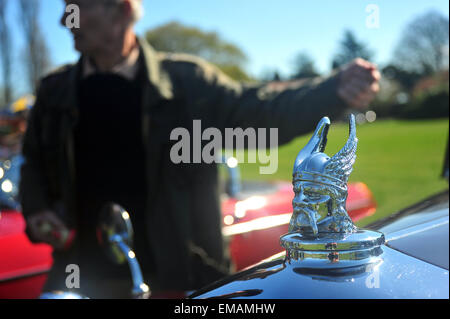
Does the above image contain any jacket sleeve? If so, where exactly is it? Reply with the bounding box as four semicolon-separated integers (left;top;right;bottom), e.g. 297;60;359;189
19;83;51;219
181;58;349;145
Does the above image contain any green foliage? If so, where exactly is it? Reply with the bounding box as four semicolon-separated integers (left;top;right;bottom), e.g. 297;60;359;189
291;52;319;79
372;75;449;120
401;87;449;119
237;119;449;226
145;21;252;81
382;65;423;91
19;0;51;93
359;11;448;121
259;69;282;82
392;10;449;75
0;0;12;104
331;30;374;69
218;65;254;82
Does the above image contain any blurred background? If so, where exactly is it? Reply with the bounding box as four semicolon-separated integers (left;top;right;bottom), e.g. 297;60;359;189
0;0;448;225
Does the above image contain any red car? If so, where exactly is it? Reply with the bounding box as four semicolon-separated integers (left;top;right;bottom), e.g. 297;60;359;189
0;156;376;299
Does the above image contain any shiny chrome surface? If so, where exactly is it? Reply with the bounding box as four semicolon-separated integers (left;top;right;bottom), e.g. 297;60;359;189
191;190;450;299
190;116;449;299
288;115;357;236
40;291;89;299
281;115;384;268
110;234;150;298
98;202;134;265
98;203;150;298
281;230;385;268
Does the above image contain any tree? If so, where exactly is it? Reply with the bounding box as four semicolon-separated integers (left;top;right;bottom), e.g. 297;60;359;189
0;0;12;104
382;64;423;90
291;51;319;79
259;68;282;82
392;10;449;75
19;0;51;93
146;21;252;81
331;30;374;69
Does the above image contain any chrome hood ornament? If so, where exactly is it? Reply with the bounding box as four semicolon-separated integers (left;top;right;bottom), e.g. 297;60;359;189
290;115;357;236
281;115;385;267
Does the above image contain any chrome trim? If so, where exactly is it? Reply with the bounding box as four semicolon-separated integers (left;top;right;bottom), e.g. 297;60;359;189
288;115;357;236
40;292;89;299
281;230;385;267
281;230;385;252
110;234;150;298
98;203;151;298
281;115;385;268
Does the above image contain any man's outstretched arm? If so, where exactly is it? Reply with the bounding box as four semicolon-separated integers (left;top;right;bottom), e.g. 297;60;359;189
172;55;380;145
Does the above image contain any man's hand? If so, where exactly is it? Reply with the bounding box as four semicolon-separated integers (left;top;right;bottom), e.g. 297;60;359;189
26;210;69;251
337;58;381;110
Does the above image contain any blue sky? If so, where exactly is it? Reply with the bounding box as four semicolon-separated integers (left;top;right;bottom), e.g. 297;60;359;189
2;0;449;96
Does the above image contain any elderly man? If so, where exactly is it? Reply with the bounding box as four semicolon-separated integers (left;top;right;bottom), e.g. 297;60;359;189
20;0;380;297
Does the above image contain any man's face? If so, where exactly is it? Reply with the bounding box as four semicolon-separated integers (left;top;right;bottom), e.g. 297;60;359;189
291;181;334;234
61;0;123;55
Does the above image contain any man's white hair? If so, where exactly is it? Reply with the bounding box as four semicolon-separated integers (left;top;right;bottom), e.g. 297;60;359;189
129;0;144;23
106;0;144;23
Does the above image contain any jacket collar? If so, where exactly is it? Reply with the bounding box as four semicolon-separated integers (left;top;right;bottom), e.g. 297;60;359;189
82;44;140;81
137;36;173;100
64;36;173;113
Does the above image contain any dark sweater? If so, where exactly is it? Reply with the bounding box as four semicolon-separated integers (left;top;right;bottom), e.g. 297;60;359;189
74;72;153;277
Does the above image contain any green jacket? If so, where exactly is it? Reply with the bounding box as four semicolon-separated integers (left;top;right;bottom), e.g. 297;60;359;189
20;38;348;290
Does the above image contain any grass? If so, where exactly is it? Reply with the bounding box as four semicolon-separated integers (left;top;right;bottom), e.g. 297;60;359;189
235;118;449;226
